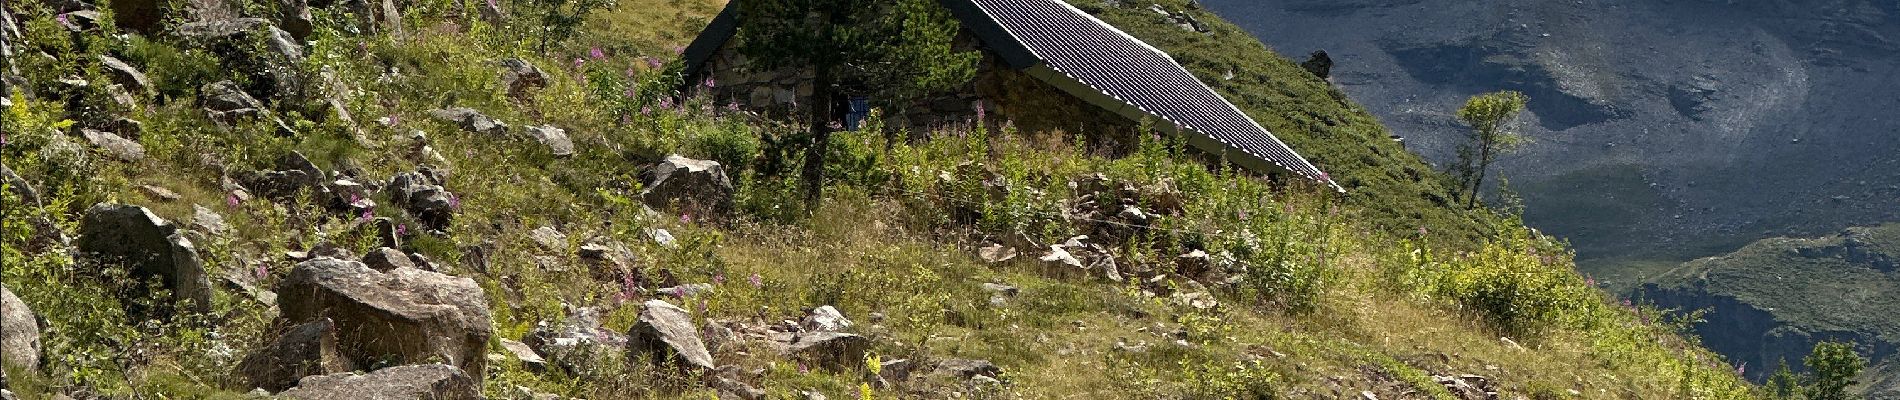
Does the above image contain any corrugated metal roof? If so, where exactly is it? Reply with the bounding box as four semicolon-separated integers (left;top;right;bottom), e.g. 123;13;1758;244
952;0;1336;190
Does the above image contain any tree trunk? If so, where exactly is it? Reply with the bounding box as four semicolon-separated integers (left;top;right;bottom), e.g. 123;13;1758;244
1466;132;1493;209
802;63;835;207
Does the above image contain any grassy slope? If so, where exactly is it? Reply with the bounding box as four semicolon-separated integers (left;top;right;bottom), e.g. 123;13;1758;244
0;0;1761;399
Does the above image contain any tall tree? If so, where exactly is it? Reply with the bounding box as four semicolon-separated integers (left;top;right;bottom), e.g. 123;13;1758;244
1452;90;1528;209
1802;341;1867;400
1766;359;1801;399
733;0;979;206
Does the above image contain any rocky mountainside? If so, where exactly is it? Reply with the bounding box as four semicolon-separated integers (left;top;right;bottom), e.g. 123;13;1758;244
1;0;1762;398
1642;224;1900;398
1200;0;1900;278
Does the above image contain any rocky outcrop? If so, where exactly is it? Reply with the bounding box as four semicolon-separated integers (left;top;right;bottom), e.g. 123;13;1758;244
524;125;574;157
77;203;214;314
386;169;457;232
627;299;715;370
278;364;480;400
524;306;627;375
97;55;151;95
276;258;493;383
784;332;870;371
499;58;547;100
1;285;40;370
80;129;145;162
640;155;733;220
237;318;354;392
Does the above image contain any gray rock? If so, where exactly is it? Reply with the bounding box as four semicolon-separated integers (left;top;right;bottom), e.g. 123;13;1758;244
362;247;415;271
97;55;151;95
500;338;545;371
713;377;765;400
977;243;1017;263
278;364;479;400
77;203;213;314
176;19;303;61
627;299;715;370
386;171;456;231
276;0;313;41
525;306;626;375
938;359;1001;379
784;332;870;371
236;318;354;392
2;163;38;207
191;205;228;234
640;155;734;220
498;58;547;99
800;306;852;332
138;185;181;201
202;80;267;115
80;129;145;162
524;125;574;157
276;258;493;384
530;226;567;251
428;107;509;135
1;285;40;370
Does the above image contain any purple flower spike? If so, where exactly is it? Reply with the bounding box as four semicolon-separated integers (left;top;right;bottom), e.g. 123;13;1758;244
748;273;763;288
573;57;585;69
590;47;606;60
703;77;716;88
673;45;686;55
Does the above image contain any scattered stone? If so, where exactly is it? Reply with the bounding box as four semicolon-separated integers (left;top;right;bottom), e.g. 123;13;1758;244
658;283;714;298
938;359;1001;380
525;306;626;375
801;390;829;400
237;318;354;392
713;377;766;400
428;107;509;135
701;320;737;354
56;9;101;31
1;285;40;370
78;203;213;314
649;228;678;248
276;0;313;41
386;170;456;232
640;155;734;220
3;163;40;206
498;58;547;99
530;226;567;251
971;375;1002;385
362;247;416;271
977;243;1017;263
500;338;546;371
981;282;1018;306
97;55;151;95
278;364;479;400
137;184;181;201
801;306;853;332
277;258;494;383
783;332;870;371
80;129;145;162
627;299;715;370
200;80;293;135
1434;374;1497;400
879;358;914;382
524;125;575;157
1038;245;1082;268
176;19;303;61
190;205;228;234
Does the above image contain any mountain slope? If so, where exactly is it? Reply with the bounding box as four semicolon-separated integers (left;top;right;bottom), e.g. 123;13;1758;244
1197;0;1900;278
1643;224;1900;398
1;0;1758;398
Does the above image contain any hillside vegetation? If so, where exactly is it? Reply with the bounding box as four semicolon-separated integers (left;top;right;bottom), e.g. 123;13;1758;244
1;0;1761;398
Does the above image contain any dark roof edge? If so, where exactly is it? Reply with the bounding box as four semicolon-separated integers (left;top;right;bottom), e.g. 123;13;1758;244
680;2;740;82
936;0;1042;70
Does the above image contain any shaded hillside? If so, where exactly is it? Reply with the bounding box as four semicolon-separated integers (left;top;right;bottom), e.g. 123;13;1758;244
1643;224;1900;398
1198;0;1900;278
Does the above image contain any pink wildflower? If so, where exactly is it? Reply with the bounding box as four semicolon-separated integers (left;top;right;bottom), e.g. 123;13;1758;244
1417;226;1429;236
447;193;461;209
974;100;986;121
359;208;373;222
624;87;637;98
726;101;740;111
645;57;663;69
641;106;652;115
625;67;637;77
590;47;606;60
748;273;762;288
485;0;498;11
680;213;692;224
254;263;268;280
673;45;686;55
672;286;687;299
572;57;585;69
703;77;716;88
227;194;241;208
713;274;725;285
397;223;408;236
56;13;68;26
798;362;809;374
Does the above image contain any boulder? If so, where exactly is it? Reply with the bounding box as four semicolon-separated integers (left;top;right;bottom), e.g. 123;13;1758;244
176;19;303;61
276;0;313;41
713;377;766;400
236;318;354;392
529;226;567;252
386;171;456;232
783;332;870;371
1300;50;1333;80
278;364;479;400
626;300;715;370
362;247;415;271
80;129;145;162
77;203;213;314
1;285;40;370
241;151;329;203
428;107;508;135
524;125;574;157
190;205;229;234
977;243;1017;263
200;80;296;136
276;258;493;383
639;155;733;220
137;184;181;201
498;58;547;99
800;306;852;332
97;55;151;95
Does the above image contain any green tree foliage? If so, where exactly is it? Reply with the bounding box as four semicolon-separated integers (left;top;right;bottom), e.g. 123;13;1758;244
522;0;614;52
1802;341;1867;400
1767;359;1801;400
1451;91;1529;209
732;0;979;205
